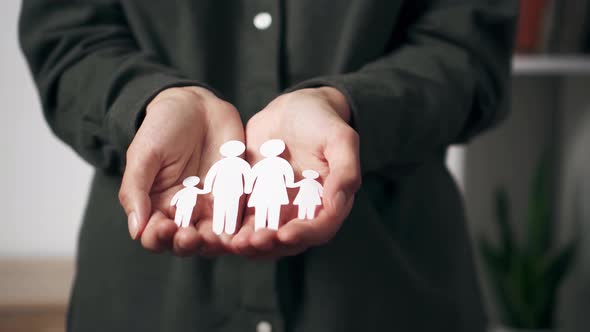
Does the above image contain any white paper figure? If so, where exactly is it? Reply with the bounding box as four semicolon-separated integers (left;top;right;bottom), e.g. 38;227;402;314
245;139;295;231
293;170;323;220
170;176;207;228
203;140;251;235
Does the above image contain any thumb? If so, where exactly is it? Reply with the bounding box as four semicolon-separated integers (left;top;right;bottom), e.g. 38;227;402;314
119;146;160;240
323;128;362;216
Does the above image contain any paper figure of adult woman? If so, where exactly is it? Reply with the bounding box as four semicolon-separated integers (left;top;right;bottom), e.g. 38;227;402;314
245;139;295;231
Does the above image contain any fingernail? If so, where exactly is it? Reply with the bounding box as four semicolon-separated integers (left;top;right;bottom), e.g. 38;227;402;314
128;212;139;240
333;191;347;212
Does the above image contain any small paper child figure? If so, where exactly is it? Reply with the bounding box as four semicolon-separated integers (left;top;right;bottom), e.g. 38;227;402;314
170;176;207;228
293;170;323;220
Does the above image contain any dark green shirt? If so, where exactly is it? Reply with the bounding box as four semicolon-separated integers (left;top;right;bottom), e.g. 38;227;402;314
19;1;517;331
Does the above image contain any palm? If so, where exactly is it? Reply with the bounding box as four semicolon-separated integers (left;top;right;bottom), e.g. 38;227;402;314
122;86;359;258
148;108;243;224
245;105;332;224
234;90;357;257
127;88;245;255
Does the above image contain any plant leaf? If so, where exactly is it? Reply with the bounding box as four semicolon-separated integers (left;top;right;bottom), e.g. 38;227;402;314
479;237;508;273
526;156;552;257
479;238;519;325
495;188;514;256
545;241;578;293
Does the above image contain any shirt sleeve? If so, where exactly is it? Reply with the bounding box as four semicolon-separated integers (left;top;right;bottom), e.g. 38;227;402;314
19;0;207;174
288;0;518;178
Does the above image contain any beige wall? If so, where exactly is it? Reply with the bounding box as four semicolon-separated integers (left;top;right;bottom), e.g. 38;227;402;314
0;0;92;258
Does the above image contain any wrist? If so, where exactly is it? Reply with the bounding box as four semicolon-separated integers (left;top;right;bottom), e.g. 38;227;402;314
146;86;218;115
314;86;351;123
287;87;351;124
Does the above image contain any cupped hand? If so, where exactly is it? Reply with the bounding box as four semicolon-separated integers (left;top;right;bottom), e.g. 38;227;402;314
232;87;362;258
118;86;245;257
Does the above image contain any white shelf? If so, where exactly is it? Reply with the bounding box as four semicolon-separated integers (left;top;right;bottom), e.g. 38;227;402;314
512;55;590;76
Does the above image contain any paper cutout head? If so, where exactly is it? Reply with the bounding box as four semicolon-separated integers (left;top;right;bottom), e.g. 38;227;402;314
183;176;200;187
260;139;285;157
220;140;246;157
302;170;319;179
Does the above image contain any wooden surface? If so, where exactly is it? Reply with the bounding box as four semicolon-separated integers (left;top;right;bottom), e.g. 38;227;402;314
0;259;74;306
0;259;72;331
0;305;66;332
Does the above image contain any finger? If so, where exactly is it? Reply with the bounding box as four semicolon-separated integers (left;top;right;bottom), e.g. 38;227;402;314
277;220;317;247
231;216;258;256
173;226;204;256
119;143;161;240
323;127;361;215
231;211;280;256
249;229;279;251
277;196;354;247
140;211;177;252
194;219;229;257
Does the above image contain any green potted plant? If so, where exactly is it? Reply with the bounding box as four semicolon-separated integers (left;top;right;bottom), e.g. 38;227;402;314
479;158;577;332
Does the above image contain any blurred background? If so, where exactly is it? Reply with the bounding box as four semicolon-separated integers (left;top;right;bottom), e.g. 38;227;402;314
1;0;589;331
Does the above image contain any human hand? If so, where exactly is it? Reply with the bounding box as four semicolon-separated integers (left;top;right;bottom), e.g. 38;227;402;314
232;87;361;258
118;86;244;256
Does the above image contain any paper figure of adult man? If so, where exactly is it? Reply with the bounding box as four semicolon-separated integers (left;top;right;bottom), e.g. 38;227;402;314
170;176;207;228
245;139;296;231
203;140;251;235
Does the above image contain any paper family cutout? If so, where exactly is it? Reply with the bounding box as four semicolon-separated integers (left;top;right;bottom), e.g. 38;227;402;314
170;139;323;235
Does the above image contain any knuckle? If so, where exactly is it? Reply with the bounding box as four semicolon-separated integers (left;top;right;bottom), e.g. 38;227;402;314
169;88;203;105
118;188;129;206
127;142;160;166
125;142;137;160
142;146;160;164
333;125;359;146
347;162;362;191
245;113;267;135
344;127;360;145
147;94;187;114
244;118;256;134
217;99;238;113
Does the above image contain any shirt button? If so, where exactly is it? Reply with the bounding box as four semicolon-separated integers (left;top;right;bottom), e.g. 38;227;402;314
253;12;272;30
256;320;272;332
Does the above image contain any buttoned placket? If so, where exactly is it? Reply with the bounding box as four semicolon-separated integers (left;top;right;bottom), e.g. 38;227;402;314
216;2;285;332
